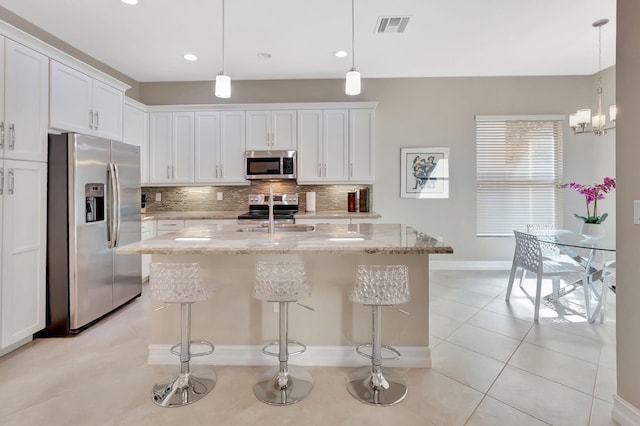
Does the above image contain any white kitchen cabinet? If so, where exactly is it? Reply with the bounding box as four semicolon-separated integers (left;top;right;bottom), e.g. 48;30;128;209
0;37;49;162
350;218;380;224
149;112;194;184
140;220;156;281
195;111;247;184
156;220;185;235
349;109;375;182
295;217;351;225
298;108;375;184
124;99;149;184
245;110;296;150
50;60;123;141
0;159;47;349
297;109;349;183
185;219;235;230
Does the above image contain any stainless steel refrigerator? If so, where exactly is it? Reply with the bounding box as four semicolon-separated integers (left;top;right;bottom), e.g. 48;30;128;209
43;133;141;335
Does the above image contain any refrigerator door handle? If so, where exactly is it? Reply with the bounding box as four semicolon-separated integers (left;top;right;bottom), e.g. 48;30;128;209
113;163;121;247
106;163;117;248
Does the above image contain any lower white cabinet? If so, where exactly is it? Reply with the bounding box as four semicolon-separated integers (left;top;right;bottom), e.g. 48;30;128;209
185;219;235;230
1;159;47;350
296;218;351;225
141;220;156;281
156;219;185;235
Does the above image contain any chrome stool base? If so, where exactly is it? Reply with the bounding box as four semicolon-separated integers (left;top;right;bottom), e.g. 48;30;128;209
254;365;314;406
346;366;407;406
151;368;217;408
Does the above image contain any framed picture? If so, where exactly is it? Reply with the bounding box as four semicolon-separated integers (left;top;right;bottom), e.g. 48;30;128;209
400;147;450;199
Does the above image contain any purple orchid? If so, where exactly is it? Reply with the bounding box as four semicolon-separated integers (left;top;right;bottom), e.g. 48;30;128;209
561;177;616;224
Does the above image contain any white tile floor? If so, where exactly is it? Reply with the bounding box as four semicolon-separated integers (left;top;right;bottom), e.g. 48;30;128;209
0;270;617;425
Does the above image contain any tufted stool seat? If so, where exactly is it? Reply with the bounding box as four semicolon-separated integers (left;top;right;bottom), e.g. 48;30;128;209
149;263;216;407
252;260;313;406
347;264;410;406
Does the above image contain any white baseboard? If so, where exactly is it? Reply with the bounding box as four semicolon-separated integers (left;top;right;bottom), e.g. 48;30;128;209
613;395;640;426
430;261;512;270
148;344;431;368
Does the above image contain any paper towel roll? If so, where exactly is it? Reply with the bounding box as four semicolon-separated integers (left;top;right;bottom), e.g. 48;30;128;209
306;192;316;212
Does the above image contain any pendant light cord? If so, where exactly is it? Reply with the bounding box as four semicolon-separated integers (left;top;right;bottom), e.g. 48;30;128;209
221;0;226;74
351;0;356;70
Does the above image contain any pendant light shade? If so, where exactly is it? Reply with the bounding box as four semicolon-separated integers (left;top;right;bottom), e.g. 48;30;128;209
345;0;360;96
215;0;231;99
345;68;361;96
215;74;231;98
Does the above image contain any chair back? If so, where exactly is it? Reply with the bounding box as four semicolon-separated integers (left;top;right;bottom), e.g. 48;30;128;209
149;263;213;303
526;224;560;257
253;261;311;302
513;230;543;274
349;265;410;306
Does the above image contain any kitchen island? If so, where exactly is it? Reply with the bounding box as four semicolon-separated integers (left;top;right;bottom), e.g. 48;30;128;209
117;223;453;367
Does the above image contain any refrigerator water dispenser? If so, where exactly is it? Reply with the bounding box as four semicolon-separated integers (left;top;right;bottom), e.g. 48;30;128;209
85;183;105;222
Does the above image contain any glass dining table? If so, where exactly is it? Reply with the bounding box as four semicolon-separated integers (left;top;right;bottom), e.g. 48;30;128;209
531;229;615;323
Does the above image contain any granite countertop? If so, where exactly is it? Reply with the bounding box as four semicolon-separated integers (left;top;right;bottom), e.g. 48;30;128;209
141;211;381;221
294;211;381;219
117;223;453;255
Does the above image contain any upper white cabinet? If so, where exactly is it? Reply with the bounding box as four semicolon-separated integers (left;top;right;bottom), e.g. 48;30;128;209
298;109;349;183
349;109;375;182
246;110;296;150
124;99;149;184
0;38;49;163
149;112;194;184
1;159;47;349
50;60;124;141
195;111;246;184
298;108;375;184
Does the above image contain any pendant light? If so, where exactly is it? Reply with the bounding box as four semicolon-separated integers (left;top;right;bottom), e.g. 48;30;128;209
345;0;361;96
215;0;231;98
569;18;616;136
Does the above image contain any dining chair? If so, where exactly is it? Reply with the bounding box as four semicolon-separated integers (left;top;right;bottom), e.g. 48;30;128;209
507;230;587;321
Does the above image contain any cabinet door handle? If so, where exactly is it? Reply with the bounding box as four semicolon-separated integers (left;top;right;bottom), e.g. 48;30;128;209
215;165;219;178
318;164;322;177
8;169;14;195
323;163;327;177
166;166;170;179
172;166;175;179
350;163;353;177
94;112;99;131
0;168;4;195
220;165;223;178
9;124;15;150
0;122;4;150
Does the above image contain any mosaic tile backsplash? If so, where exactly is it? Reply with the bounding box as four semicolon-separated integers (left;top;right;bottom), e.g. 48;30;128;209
141;183;373;213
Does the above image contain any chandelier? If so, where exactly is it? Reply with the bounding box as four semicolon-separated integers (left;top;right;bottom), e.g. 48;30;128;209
569;18;616;136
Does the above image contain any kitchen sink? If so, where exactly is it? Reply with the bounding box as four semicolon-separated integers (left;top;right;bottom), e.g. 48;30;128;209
237;224;315;233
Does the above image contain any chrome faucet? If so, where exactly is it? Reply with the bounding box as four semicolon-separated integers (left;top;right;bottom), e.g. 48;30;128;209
268;185;275;234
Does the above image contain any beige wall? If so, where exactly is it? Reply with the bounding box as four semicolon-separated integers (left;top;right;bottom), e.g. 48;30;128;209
616;0;640;414
0;6;140;99
140;73;616;261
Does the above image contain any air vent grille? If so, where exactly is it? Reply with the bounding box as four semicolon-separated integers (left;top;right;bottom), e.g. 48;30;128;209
375;16;410;33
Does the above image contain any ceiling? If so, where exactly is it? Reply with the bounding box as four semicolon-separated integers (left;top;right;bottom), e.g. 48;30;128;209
0;0;617;83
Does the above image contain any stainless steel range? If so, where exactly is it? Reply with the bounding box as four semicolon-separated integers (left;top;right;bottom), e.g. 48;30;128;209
237;193;299;224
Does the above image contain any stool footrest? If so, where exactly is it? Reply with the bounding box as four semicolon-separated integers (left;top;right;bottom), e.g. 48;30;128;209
170;340;215;358
262;339;307;357
355;343;401;361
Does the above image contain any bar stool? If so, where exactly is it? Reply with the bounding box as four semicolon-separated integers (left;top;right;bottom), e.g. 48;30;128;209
149;263;216;407
252;260;313;406
347;264;410;406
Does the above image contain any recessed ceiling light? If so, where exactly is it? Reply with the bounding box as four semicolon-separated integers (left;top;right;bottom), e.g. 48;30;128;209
121;0;138;5
257;52;272;59
334;50;348;58
183;53;198;61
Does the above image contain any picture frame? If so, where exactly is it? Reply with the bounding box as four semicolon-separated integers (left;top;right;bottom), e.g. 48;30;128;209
400;147;450;199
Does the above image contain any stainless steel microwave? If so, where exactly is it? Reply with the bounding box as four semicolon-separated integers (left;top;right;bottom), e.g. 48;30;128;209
244;150;297;180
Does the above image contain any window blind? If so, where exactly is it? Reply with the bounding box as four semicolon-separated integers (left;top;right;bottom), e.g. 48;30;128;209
476;115;564;236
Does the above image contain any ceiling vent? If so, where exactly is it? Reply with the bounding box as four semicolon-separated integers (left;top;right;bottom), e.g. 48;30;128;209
375;16;411;34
